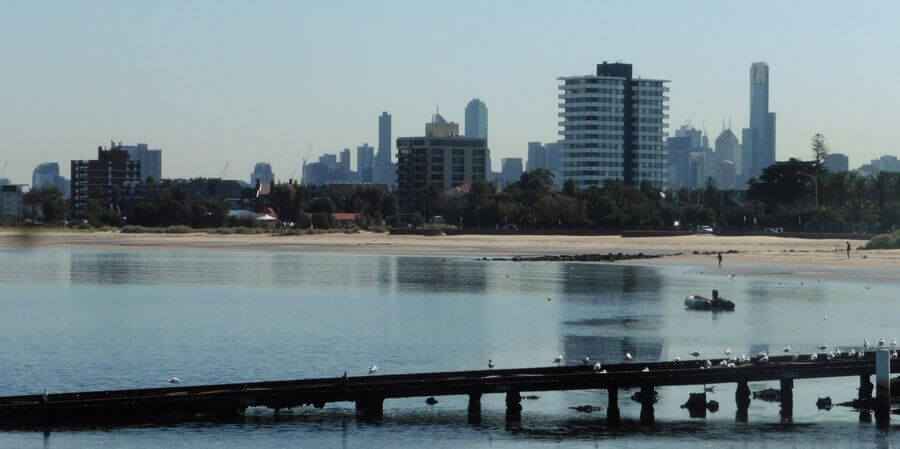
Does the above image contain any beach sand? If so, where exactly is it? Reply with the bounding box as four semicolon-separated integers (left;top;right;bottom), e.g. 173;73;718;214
2;230;898;280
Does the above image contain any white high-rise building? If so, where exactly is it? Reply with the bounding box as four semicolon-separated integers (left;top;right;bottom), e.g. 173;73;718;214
558;62;669;188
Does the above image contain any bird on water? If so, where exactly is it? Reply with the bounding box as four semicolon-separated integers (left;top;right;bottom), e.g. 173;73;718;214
368;364;378;374
168;377;181;384
690;349;702;357
488;359;495;369
554;353;563;363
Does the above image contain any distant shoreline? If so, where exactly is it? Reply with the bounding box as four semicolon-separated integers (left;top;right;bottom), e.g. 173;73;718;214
2;230;898;281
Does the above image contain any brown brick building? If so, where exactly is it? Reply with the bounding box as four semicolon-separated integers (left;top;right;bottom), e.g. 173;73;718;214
71;145;142;217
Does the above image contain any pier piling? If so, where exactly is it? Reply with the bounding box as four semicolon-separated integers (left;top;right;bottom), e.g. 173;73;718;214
735;380;750;422
779;378;793;422
875;349;891;428
505;390;522;423
639;385;655;426
607;388;620;426
859;374;874;401
355;397;384;419
467;393;482;424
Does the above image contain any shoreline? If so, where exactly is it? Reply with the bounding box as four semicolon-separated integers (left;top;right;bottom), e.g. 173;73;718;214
2;230;898;281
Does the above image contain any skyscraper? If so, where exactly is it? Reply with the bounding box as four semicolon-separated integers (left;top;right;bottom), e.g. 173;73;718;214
741;62;776;183
32;162;70;198
526;142;546;172
558;62;669;188
376;111;395;185
357;143;375;183
121;143;162;181
464;98;488;139
250;162;274;186
714;126;741;189
500;158;523;187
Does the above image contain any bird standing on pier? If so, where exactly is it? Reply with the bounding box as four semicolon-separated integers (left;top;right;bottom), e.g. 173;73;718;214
593;362;602;371
724;348;732;355
583;356;591;365
488;359;495;369
783;345;791;353
690;349;702;357
878;339;886;348
703;359;712;369
809;353;818;361
624;352;633;361
642;367;649;372
891;351;898;359
790;354;798;361
672;356;680;362
848;348;857;357
891;338;896;348
819;343;828;350
554;353;563;363
168;377;181;384
368;364;378;374
864;339;870;349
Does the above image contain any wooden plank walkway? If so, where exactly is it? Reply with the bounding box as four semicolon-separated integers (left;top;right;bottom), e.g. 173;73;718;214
1;352;896;425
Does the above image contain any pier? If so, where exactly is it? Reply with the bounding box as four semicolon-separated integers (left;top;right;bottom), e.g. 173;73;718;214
1;351;895;426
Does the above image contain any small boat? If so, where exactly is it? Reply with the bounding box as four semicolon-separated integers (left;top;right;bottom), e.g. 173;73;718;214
684;289;735;311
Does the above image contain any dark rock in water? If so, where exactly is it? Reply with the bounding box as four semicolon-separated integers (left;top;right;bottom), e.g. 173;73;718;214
523;395;540;400
425;397;438;405
681;392;708;418
706;400;720;412
570;404;603;413
631;390;660;403
752;388;782;402
816;396;833;410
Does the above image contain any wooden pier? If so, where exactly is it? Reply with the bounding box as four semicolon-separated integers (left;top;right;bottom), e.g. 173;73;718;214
1;352;895;426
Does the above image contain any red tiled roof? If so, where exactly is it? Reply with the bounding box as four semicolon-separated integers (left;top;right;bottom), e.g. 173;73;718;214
332;213;359;221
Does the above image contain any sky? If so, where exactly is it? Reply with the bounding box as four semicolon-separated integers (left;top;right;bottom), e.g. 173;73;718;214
1;0;898;185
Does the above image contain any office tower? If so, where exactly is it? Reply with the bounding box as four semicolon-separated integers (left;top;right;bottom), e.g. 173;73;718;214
823;153;849;173
464;98;488;139
544;141;564;186
396;114;489;211
741;62;776;182
250;162;275;186
121;143;162;181
500;158;524;187
357;143;375;183
526;142;546;172
339;148;351;174
558;62;668;188
375;111;396;185
71;145;141;217
714;125;740;188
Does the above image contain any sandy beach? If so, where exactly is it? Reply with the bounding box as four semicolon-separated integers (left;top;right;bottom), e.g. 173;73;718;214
2;230;898;280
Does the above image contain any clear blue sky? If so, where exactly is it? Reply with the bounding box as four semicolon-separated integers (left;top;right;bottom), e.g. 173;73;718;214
1;0;898;184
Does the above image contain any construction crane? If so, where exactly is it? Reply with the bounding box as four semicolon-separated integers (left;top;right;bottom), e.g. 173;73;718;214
218;161;229;179
302;143;314;166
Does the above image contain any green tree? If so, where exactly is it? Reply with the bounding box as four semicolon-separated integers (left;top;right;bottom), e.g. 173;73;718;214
23;186;66;223
810;133;829;165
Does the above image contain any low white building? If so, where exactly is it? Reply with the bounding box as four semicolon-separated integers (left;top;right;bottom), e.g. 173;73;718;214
0;185;24;220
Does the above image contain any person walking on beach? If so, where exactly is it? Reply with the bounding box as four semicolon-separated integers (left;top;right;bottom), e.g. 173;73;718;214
846;241;851;259
716;252;723;268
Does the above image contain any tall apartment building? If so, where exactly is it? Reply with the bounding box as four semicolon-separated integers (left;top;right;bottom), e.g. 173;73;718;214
741;62;776;183
250;162;275;186
464;98;488;139
824;153;849;172
0;184;24;220
375;111;396;185
558;62;669;188
396;114;489;211
122;143;162;180
357;143;375;183
32;162;71;198
500;158;523;187
71;145;142;217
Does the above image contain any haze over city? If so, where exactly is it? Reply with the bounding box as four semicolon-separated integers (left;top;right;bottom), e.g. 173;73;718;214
1;0;898;184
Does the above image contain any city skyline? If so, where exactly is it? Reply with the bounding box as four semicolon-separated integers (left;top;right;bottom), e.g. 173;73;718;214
2;1;899;185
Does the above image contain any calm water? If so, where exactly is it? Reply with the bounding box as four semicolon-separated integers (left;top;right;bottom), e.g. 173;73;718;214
0;248;897;448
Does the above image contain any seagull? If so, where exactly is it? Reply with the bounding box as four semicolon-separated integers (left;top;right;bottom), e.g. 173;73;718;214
790;354;798;361
593;362;603;371
819;343;828;350
168;377;181;384
759;354;770;363
673;355;681;362
724;348;732;355
642;367;650;372
738;354;750;363
826;352;835;360
891;351;898;360
719;359;728;366
488;359;495;369
823;314;828;321
848;348;857;357
891;339;897;348
809;353;818;361
583;356;591;365
864;339;870;349
800;281;805;287
369;364;378;374
729;274;736;281
703;359;712;369
817;279;822;283
727;362;736;368
547;296;552;302
690;349;702;357
624;352;633;360
783;345;791;353
865;285;871;290
878;339;886;348
599;369;607;374
858;350;865;359
554;353;563;363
